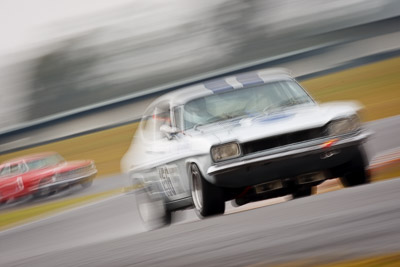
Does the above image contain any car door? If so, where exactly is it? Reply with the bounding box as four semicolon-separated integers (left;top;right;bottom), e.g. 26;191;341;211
0;163;25;199
152;102;191;200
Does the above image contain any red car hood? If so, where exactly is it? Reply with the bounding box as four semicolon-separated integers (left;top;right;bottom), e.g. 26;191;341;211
20;160;94;179
52;160;94;173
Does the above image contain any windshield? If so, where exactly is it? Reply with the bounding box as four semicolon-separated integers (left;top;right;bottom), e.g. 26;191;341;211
25;154;65;170
183;80;314;130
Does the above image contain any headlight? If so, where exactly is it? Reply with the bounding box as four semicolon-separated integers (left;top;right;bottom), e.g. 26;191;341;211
327;115;361;136
211;142;241;162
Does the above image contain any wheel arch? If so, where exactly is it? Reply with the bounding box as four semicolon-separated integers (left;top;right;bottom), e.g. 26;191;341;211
184;158;210;182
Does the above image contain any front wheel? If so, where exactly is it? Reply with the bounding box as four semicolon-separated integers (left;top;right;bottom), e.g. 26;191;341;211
190;164;225;218
135;189;171;231
340;148;370;187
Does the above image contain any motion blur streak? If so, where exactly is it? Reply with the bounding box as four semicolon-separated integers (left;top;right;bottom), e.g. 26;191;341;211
0;0;399;131
0;1;399;266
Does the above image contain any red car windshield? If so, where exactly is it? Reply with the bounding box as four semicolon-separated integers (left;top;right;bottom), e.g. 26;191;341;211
26;155;65;170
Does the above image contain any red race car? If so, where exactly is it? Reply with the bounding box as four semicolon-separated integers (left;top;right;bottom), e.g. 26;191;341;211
0;152;97;204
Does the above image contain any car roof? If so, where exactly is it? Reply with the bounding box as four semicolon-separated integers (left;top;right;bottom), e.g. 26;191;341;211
1;152;59;165
148;68;293;110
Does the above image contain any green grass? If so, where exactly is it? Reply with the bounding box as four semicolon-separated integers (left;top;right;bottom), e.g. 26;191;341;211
302;56;400;122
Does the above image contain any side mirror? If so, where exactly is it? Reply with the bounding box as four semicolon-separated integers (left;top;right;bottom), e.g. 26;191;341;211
160;125;179;139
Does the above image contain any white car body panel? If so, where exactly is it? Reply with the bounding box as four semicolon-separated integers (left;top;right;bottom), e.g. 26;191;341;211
121;68;368;210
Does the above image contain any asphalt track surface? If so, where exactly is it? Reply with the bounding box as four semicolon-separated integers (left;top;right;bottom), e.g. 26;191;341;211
1;178;399;267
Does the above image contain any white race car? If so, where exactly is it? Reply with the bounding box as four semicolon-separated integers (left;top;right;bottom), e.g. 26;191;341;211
121;68;371;229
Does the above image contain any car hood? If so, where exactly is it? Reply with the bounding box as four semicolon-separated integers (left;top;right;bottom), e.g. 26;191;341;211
188;101;362;144
53;160;94;173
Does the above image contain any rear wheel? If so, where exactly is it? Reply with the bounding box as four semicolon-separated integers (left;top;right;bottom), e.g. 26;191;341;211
0;198;7;206
190;164;225;218
33;179;54;198
340;148;370;187
135;188;171;231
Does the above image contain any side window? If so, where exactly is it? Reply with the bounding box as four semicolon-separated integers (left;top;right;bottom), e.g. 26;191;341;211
19;163;28;173
153;107;171;140
154;107;171;127
0;162;29;176
0;165;10;176
9;164;21;175
141;102;172;141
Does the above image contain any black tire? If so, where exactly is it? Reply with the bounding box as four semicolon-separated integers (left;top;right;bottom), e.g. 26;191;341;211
135;189;171;231
292;186;312;199
190;164;225;218
33;179;54;198
340;148;370;187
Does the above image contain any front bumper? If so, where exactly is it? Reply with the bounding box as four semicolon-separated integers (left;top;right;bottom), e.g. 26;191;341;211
207;131;371;187
37;170;97;190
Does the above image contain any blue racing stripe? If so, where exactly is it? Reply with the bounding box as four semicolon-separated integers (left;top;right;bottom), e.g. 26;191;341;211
236;72;264;86
204;78;234;93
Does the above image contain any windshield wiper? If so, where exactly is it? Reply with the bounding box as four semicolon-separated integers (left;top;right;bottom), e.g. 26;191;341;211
193;117;223;131
193;123;207;131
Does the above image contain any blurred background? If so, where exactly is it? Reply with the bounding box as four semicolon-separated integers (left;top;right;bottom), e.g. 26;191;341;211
0;0;399;179
1;0;399;132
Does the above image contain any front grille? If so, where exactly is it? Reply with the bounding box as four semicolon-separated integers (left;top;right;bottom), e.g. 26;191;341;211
241;127;326;155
